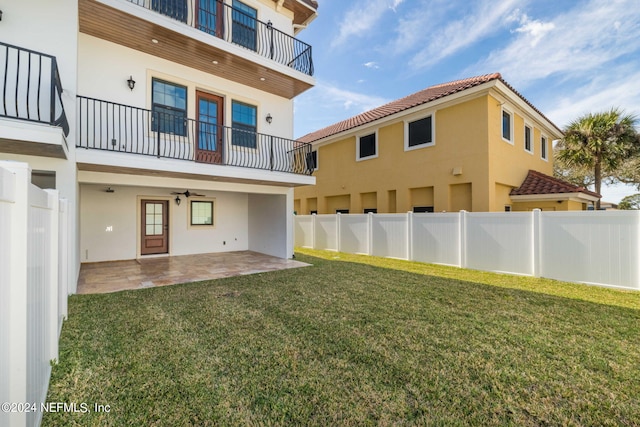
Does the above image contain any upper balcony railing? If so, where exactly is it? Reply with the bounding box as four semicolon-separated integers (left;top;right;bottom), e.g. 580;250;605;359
77;96;314;176
0;41;70;137
127;0;314;76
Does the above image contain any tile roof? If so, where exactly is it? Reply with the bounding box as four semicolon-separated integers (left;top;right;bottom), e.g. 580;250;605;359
510;170;601;198
298;72;562;144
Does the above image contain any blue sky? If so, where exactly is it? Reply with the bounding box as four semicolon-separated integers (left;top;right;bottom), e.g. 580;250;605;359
292;0;640;203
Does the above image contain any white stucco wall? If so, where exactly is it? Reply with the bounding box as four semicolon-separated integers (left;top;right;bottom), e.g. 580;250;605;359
77;34;295;140
80;183;250;262
248;192;290;258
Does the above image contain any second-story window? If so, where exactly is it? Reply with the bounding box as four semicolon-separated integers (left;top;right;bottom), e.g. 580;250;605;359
405;114;434;150
152;78;187;137
524;124;533;153
541;136;548;160
151;0;188;23
232;0;257;51
231;100;257;149
358;133;377;160
502;108;513;143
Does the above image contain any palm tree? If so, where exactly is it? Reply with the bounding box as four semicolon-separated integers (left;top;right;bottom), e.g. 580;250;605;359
556;108;640;209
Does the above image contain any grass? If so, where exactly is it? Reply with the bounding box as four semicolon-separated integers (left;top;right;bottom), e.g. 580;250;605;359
45;249;640;426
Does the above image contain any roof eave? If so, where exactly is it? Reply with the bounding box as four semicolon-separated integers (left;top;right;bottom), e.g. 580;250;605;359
510;192;600;203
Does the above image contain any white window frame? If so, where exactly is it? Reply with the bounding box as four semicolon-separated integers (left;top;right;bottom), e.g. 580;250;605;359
356;130;378;161
404;112;436;152
540;134;549;161
501;106;514;144
524;123;534;154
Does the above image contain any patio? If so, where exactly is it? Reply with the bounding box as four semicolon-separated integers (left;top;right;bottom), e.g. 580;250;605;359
76;251;309;294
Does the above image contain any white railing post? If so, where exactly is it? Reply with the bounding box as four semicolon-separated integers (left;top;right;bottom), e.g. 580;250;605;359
407;211;413;261
0;162;30;427
532;209;541;277
45;190;60;362
459;210;467;268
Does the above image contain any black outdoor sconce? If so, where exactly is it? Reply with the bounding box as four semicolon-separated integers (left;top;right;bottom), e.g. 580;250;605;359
127;76;136;91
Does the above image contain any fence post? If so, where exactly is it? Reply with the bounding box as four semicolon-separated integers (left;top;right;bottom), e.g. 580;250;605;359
311;213;316;250
407;211;413;261
367;211;373;255
336;212;341;252
459;210;467;268
532;209;541;277
45;190;60;362
0;162;29;427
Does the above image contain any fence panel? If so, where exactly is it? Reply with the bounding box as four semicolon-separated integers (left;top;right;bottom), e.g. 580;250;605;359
314;214;338;251
465;212;534;275
339;214;369;254
540;211;640;289
294;214;314;248
371;214;408;259
412;213;461;266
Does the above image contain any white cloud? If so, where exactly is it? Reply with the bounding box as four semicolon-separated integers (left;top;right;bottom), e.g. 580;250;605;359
331;0;405;48
364;61;380;69
512;13;555;47
387;0;522;69
473;0;640;87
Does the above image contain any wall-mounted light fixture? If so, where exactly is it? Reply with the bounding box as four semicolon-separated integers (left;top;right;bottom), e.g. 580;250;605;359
127;76;136;91
265;113;273;124
175;196;181;206
0;10;3;21
105;187;115;193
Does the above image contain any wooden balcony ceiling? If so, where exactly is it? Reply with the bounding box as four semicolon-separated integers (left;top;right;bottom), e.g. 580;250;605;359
79;0;313;99
279;0;318;26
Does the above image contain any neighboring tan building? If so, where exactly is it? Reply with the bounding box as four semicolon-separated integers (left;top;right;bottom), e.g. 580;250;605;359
294;73;599;214
1;0;318;292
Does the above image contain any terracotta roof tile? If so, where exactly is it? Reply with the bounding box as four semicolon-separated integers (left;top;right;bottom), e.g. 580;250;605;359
298;72;562;143
510;170;601;198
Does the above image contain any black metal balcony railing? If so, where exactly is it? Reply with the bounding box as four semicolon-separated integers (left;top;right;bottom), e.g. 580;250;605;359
128;0;313;76
77;96;314;175
0;41;70;136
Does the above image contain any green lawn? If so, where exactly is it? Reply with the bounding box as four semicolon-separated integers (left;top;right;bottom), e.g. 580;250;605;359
45;249;640;426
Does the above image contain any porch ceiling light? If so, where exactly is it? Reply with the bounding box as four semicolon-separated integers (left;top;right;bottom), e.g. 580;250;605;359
127;76;136;91
175;196;181;206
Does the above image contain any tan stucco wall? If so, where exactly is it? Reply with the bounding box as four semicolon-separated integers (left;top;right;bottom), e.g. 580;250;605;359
512;200;587;211
296;91;561;213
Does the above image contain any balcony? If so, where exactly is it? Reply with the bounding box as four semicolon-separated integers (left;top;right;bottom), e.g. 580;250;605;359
0;41;70;158
76;96;314;180
79;0;316;99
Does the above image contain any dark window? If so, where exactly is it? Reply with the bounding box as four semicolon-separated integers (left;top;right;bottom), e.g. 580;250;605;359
359;133;376;158
151;0;188;23
191;201;214;225
306;150;317;171
502;110;512;141
31;170;56;189
408;116;433;147
231;101;257;148
541;136;548;159
413;206;434;213
152;79;187;136
310;210;318;215
504;205;512;212
336;209;349;214
363;208;377;214
232;0;257;51
524;125;532;152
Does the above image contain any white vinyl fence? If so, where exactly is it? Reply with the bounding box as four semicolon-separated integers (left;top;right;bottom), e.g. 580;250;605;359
295;211;640;291
0;162;69;427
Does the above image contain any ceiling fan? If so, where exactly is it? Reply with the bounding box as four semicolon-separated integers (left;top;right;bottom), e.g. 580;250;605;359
170;190;205;198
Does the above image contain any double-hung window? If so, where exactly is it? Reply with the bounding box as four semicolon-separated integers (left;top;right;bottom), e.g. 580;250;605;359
232;0;257;51
357;133;377;160
152;79;187;137
231;101;257;149
405;115;434;150
524;124;533;153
